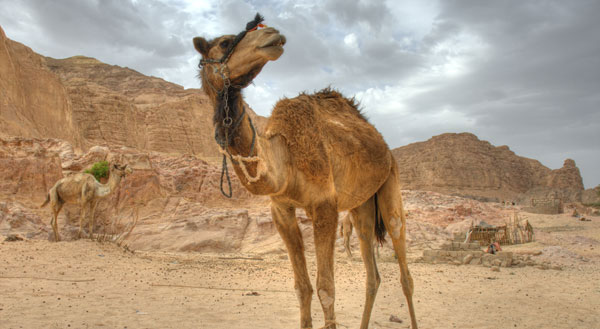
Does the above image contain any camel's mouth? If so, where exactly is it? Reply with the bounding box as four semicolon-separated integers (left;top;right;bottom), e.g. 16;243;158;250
259;34;286;48
257;34;286;60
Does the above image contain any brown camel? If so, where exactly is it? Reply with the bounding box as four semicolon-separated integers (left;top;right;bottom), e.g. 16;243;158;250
41;163;132;241
340;213;380;259
193;14;417;329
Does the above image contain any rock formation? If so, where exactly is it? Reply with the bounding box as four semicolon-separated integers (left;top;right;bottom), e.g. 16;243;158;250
546;159;584;190
0;25;265;157
392;133;585;202
0;26;76;142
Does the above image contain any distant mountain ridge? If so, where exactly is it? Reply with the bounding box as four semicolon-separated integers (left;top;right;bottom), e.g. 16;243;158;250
392;132;584;202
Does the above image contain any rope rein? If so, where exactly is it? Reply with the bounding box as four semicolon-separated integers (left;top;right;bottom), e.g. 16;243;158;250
199;13;266;198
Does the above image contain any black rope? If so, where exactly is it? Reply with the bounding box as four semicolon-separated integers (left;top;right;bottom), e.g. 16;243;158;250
201;13;265;198
217;106;259;198
219;154;233;198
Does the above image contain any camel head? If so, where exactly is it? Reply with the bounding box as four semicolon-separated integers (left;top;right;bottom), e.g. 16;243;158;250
110;163;133;178
193;13;286;91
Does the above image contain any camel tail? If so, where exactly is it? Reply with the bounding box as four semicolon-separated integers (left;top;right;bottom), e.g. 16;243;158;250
40;194;50;208
374;193;387;245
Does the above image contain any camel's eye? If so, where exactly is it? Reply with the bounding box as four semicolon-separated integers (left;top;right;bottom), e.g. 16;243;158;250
219;39;230;49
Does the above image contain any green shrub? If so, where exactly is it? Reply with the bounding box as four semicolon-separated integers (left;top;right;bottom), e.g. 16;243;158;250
85;161;109;181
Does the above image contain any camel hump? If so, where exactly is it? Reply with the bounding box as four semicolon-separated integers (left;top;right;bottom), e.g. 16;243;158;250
267;88;390;190
267;95;330;183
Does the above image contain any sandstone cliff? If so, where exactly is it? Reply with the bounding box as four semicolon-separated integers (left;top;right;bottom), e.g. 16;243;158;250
0;26;77;142
0;25;265;158
392;133;585;202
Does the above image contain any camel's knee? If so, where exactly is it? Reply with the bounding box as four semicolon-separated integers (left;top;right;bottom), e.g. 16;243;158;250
295;280;313;295
317;288;335;308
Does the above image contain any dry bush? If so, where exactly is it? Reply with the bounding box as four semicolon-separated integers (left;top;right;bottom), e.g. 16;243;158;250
95;207;139;249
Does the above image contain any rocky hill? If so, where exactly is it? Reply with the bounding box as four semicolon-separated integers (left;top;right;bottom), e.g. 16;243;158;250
0;26;76;142
0;25;265;158
392;133;585;202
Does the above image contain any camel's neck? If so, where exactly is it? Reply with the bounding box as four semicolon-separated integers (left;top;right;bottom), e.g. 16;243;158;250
203;73;277;195
97;172;122;198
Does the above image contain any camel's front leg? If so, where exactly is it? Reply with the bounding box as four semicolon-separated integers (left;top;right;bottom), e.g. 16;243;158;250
311;201;338;329
89;200;99;239
271;202;313;329
51;202;63;242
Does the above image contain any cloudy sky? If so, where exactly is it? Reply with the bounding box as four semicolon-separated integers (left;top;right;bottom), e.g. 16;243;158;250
1;0;598;188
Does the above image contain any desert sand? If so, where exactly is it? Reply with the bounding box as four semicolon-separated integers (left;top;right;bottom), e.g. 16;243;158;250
1;212;599;329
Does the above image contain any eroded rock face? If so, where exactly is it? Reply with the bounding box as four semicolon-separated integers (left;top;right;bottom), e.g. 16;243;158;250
546;159;584;191
582;186;600;204
0;26;77;143
392;133;585;202
0;137;65;205
0;26;265;157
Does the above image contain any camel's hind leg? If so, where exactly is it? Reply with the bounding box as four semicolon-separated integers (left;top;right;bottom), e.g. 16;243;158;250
48;187;63;242
350;197;381;329
376;160;418;329
271;202;313;329
50;201;63;242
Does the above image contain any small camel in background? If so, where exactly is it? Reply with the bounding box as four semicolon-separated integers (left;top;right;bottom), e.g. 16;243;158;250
41;163;132;241
340;212;381;259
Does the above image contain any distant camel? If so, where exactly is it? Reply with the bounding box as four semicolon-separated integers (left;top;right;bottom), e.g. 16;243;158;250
193;14;417;329
41;163;132;241
340;213;380;259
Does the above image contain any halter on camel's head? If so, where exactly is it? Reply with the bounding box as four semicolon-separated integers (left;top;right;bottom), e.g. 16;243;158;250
193;13;285;198
198;13;266;71
193;13;286;149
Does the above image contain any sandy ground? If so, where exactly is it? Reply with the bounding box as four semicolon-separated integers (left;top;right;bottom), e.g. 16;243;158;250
1;213;599;329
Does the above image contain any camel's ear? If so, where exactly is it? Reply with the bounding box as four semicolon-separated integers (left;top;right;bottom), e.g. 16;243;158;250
193;37;210;56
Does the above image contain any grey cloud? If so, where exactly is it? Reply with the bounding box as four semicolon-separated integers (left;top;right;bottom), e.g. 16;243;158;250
0;0;193;76
323;0;391;32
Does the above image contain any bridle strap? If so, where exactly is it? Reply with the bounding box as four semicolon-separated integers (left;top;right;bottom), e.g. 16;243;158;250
198;13;265;198
199;13;264;67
